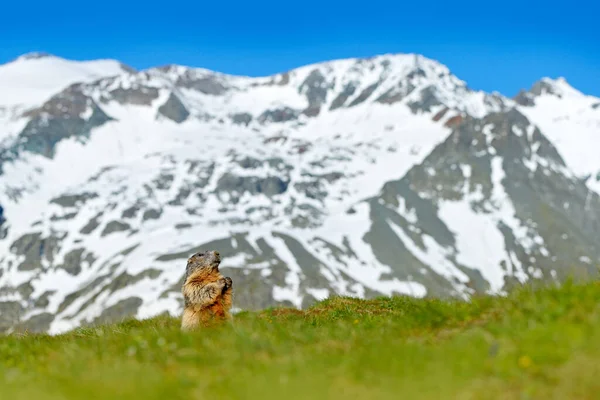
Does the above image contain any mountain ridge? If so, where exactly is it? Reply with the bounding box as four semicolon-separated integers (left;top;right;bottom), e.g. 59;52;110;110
0;51;598;335
4;51;588;99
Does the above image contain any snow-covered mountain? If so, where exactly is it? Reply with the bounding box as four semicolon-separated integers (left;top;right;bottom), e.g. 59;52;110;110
0;52;599;334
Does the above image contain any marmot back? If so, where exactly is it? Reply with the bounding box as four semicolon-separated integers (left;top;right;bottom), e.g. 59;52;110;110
181;250;233;330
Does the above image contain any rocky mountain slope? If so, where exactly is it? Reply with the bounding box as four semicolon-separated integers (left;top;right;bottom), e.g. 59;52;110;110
0;52;598;334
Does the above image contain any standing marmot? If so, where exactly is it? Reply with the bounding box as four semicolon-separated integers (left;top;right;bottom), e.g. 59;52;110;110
181;250;233;331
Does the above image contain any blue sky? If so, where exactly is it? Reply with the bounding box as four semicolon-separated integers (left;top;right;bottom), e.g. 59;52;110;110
1;0;598;97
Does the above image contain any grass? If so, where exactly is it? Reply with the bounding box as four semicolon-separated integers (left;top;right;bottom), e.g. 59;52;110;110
1;280;600;399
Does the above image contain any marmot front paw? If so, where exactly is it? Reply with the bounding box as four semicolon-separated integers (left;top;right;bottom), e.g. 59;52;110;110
224;277;233;289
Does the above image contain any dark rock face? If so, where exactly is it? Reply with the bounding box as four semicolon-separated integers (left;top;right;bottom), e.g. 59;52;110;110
102;269;162;296
15;312;55;333
142;208;162;221
101;221;131;237
360;107;600;296
347;83;379;107
56;248;96;276
0;301;24;333
299;69;332;116
50;192;98;208
237;156;263;169
216;174;289;202
105;85;160;106
16;86;113;158
376;81;416;104
530;80;561;97
10;232;62;272
407;86;443;114
80;212;103;234
157;92;190;123
176;72;228;95
258;107;299;124
514;79;566;107
57;275;109;314
329;84;357;110
294;171;344;201
514;89;536;106
92;297;143;326
230;112;253;126
153;173;175;190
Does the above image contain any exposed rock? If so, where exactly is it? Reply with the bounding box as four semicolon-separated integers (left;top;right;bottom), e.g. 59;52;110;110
367;107;600;294
407;86;443;113
329;84;356;110
299;69;331;114
106;85;160;106
375;81;417;105
92;297;143;326
157;92;190;123
444;115;464;128
34;291;55;308
176;72;228;95
18;86;113;158
347;83;379;107
10;232;61;271
530;80;561;97
237;156;263;169
290;204;325;228
294;171;343;201
153;173;174;190
302;106;321;117
277;72;290;86
258;107;299;123
121;204;141;219
514;89;536;106
230;112;253;126
98;269;162;298
56;248;96;276
16;51;53;60
272;231;330;289
432;107;449;122
101;221;131;237
17;282;34;298
15;313;54;333
0;301;24;333
50;212;78;221
216;174;289;200
80;212;104;234
57;275;109;314
50;192;98;208
142;208;162;221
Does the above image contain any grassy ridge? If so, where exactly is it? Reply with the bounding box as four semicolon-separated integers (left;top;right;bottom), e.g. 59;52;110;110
1;280;599;399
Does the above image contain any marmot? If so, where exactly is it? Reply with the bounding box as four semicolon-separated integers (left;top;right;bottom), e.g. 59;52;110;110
181;250;233;331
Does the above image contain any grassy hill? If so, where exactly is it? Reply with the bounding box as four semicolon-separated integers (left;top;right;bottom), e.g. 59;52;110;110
1;280;599;399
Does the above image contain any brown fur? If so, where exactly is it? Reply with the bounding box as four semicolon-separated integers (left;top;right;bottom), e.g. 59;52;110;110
181;250;233;331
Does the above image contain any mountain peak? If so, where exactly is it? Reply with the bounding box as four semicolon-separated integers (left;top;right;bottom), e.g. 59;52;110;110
0;53;133;109
13;51;58;62
514;76;584;106
534;76;582;98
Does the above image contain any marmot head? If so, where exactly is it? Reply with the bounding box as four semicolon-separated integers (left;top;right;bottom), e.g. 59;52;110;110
186;250;221;275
